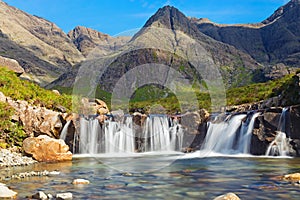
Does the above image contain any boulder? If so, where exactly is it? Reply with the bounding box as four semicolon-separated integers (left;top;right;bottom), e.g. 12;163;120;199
95;99;109;115
0;55;24;75
213;192;240;200
23;135;72;162
0;183;17;198
180;109;210;150
80;98;109;115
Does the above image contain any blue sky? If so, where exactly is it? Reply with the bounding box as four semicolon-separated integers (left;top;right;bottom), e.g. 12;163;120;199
2;0;290;36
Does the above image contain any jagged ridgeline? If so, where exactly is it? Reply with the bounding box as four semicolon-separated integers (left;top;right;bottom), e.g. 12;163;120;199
48;6;265;112
2;0;300;112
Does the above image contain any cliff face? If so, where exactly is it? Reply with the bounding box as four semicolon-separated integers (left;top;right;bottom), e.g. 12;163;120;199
68;26;130;57
195;0;300;70
0;1;84;85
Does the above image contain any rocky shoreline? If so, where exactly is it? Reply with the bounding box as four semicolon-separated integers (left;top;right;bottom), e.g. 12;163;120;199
0;149;36;167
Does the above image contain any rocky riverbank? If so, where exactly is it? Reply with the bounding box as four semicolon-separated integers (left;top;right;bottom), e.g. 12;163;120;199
0;148;36;167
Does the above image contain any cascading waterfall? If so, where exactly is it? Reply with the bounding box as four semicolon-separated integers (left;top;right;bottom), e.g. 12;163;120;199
72;114;184;154
104;116;135;153
265;107;291;156
238;112;260;154
265;131;289;156
142;115;183;152
202;114;247;153
60;120;71;141
201;112;260;154
78;117;102;154
278;107;289;133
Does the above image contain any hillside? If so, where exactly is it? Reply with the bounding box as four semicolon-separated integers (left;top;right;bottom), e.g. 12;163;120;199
0;1;84;85
0;66;73;148
195;0;300;74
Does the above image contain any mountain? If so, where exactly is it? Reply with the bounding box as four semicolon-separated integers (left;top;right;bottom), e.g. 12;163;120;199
49;5;265;93
0;1;84;85
195;0;300;74
68;26;130;57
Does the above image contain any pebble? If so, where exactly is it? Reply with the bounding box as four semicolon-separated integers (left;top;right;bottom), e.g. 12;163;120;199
0;149;37;167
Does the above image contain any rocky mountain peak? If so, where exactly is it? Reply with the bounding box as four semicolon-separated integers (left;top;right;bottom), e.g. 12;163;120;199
68;26;110;42
143;5;191;31
262;0;300;24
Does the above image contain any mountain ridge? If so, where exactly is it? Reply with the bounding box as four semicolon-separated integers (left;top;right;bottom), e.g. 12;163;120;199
195;0;300;71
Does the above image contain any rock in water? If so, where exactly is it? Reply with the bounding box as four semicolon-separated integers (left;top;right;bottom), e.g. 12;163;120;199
31;191;48;200
213;192;240;200
0;183;17;198
23;135;72;162
56;193;73;200
72;179;90;185
283;173;300;182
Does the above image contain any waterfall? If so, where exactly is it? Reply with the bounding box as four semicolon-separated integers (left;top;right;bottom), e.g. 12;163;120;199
265;131;290;156
202;114;247;153
278;107;289;133
265;107;291;156
78;117;102;154
69;114;183;154
60;120;71;141
238;112;260;154
142;115;183;152
201;112;259;154
104;116;135;153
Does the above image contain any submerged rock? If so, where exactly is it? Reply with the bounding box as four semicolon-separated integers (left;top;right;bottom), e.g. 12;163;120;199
213;192;240;200
0;183;17;198
56;192;73;200
283;173;300;182
23;135;72;162
72;179;90;185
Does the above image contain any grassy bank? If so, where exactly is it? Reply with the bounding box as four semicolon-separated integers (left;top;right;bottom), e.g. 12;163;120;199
0;67;72;111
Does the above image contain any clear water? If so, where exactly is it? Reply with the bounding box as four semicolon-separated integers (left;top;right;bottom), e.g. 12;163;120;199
2;154;300;199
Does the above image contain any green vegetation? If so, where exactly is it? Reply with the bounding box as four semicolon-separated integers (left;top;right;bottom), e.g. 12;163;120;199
0;102;26;148
53;72;298;114
226;73;295;106
0;67;72;111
